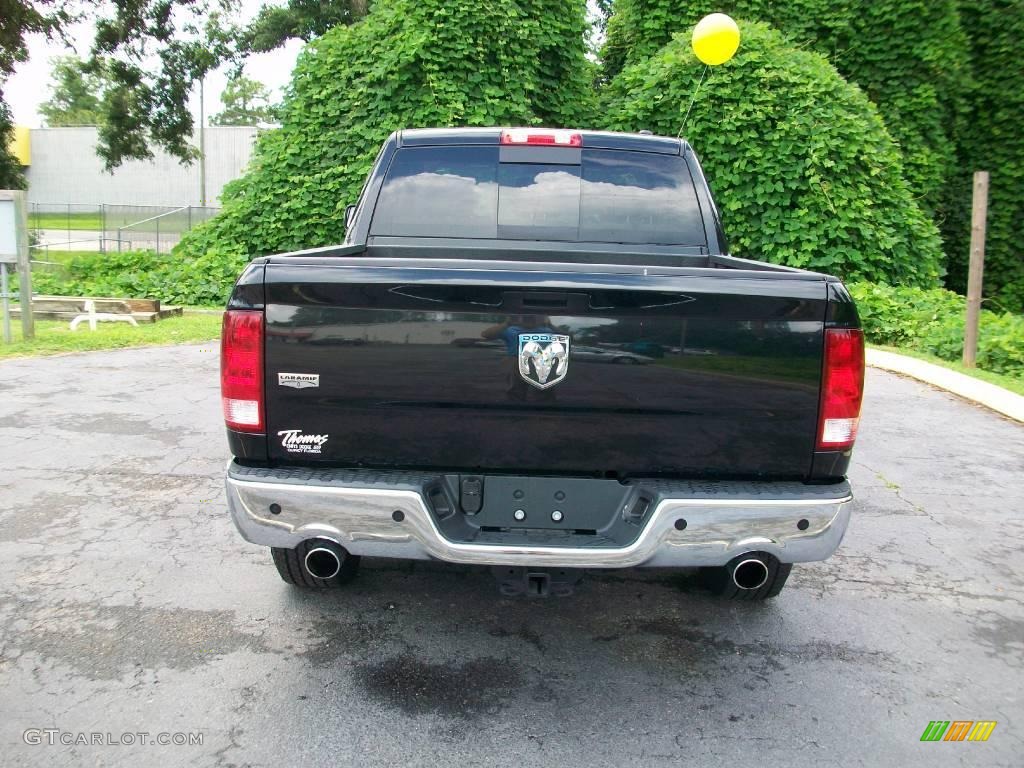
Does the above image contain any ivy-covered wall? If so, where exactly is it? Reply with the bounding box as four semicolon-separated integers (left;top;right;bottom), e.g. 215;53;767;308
601;0;972;215
602;21;944;287
177;0;594;259
177;0;1018;310
946;0;1024;312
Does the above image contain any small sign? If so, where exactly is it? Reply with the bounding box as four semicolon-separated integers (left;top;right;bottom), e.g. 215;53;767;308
0;198;17;263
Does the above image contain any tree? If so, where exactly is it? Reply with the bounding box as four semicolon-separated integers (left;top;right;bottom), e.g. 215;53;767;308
239;0;368;54
591;0;614;33
211;75;277;126
1;0;72;182
1;0;370;170
39;55;109;126
602;20;944;287
90;3;240;169
0;0;71;79
1;1;234;168
177;0;595;260
0;98;26;189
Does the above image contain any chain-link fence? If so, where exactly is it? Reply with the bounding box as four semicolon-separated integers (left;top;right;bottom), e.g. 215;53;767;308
28;203;220;257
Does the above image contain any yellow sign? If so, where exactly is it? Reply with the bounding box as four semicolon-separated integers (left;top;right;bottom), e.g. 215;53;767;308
8;126;30;166
692;13;740;66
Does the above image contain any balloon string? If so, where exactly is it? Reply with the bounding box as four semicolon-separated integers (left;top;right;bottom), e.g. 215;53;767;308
678;65;710;139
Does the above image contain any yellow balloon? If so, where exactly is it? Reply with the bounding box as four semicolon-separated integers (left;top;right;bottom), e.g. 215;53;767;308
691;13;740;66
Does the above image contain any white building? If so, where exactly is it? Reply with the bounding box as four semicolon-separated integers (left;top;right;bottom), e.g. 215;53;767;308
23;126;259;207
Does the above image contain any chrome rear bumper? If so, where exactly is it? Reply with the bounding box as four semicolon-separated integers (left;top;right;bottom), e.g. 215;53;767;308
226;462;852;569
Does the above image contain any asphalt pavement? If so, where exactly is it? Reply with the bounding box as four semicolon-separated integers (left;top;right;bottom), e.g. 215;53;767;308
0;343;1021;767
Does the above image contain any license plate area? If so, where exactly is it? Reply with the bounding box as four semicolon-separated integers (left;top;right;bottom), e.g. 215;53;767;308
426;474;654;548
473;475;626;530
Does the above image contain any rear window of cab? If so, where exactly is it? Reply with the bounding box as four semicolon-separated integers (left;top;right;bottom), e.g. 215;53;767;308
368;145;706;246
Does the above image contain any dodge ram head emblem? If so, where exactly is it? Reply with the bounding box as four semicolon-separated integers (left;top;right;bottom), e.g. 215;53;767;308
518;333;570;389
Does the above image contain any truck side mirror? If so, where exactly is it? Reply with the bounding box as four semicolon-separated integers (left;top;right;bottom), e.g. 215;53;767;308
344;204;357;230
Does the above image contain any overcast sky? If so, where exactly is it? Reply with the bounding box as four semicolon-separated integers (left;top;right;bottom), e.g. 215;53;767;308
5;0;303;128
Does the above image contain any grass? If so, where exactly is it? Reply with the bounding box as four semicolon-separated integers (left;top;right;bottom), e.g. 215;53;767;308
29;212;105;230
870;344;1024;397
0;314;222;360
30;208;219;234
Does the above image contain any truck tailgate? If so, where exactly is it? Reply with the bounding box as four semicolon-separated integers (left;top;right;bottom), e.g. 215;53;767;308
262;258;828;479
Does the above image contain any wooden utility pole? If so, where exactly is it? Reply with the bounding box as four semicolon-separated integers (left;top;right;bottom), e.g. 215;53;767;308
962;171;989;368
15;190;32;340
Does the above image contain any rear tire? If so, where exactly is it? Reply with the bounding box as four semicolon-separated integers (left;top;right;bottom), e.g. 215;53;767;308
271;539;361;588
701;553;792;601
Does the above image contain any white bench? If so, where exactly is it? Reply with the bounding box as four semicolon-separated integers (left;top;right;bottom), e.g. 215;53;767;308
70;299;139;331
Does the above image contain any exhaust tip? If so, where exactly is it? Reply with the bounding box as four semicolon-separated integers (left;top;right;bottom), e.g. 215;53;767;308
304;546;342;580
732;558;769;591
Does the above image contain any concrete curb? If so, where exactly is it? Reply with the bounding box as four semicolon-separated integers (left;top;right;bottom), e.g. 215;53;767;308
866;348;1024;423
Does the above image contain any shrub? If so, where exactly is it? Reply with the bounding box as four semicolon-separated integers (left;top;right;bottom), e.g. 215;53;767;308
600;0;972;215
602;21;944;287
849;282;1024;378
31;249;249;306
177;0;595;261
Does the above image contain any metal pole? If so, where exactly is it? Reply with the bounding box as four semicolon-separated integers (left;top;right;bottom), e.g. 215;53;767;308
1;263;10;343
199;79;207;206
156;218;160;254
963;171;989;368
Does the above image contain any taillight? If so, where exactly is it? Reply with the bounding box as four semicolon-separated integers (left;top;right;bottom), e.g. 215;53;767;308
817;328;865;451
500;128;583;147
221;310;264;433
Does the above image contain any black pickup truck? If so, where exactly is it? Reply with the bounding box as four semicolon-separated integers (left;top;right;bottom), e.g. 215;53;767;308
221;127;864;600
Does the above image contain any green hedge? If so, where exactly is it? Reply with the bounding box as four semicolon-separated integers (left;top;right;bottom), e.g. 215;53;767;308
849;282;1024;378
31;249;248;307
177;0;595;261
602;21;944;287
